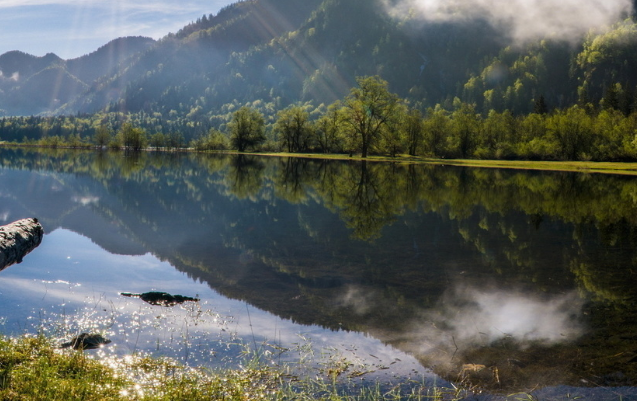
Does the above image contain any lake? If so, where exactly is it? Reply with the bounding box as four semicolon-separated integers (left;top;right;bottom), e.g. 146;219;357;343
1;147;637;400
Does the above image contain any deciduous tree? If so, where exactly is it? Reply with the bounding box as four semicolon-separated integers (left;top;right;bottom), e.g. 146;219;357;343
117;123;147;151
403;107;424;156
228;107;266;152
274;104;312;153
314;101;344;153
342;76;401;158
93;125;112;148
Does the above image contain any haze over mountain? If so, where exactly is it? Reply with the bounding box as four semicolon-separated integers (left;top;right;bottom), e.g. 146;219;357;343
1;0;636;118
0;37;155;116
384;0;634;45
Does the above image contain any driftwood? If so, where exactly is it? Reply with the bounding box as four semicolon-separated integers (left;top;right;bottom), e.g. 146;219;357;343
0;218;44;271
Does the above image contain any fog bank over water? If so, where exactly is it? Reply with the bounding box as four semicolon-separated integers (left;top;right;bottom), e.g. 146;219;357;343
382;0;634;44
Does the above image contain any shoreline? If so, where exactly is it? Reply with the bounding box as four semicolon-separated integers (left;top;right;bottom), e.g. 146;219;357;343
4;143;637;176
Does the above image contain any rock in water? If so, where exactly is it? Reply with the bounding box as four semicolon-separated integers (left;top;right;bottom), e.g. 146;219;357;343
0;218;43;271
60;333;112;350
120;291;200;306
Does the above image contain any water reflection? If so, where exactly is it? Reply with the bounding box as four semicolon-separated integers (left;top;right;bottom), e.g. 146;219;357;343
0;228;426;384
437;285;583;345
1;148;637;396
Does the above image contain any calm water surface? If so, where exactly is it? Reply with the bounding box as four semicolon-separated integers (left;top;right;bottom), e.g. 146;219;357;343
1;148;637;400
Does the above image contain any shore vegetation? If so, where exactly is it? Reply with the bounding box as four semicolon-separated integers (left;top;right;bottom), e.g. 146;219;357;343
0;334;476;401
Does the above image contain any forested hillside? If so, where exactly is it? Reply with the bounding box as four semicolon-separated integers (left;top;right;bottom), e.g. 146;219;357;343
64;0;507;118
1;0;637;161
1;0;636;119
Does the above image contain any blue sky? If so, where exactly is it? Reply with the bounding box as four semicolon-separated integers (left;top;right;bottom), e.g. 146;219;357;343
0;0;235;59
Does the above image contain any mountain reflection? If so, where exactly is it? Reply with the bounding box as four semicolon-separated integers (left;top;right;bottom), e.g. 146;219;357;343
1;147;637;392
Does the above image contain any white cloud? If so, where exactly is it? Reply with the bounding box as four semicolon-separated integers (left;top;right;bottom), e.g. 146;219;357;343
383;0;634;44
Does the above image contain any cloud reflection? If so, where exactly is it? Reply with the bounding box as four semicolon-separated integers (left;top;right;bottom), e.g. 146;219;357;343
337;282;585;369
426;285;585;346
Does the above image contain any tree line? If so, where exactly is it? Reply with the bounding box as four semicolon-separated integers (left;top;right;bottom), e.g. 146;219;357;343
2;76;637;161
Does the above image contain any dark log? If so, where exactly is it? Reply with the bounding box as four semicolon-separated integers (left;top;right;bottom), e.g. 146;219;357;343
120;291;200;306
0;218;44;271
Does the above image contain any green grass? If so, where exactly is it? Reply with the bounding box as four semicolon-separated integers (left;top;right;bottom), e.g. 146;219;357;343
0;334;478;401
0;335;126;400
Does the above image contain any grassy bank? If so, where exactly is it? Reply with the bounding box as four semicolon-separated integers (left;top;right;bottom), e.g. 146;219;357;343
0;334;470;401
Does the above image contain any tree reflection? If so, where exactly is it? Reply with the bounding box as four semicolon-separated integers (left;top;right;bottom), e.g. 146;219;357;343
4;147;637;391
272;157;315;204
224;155;265;200
120;151;146;178
570;220;637;305
317;161;396;240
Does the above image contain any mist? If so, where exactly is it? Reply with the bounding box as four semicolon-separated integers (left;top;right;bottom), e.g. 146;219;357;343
382;0;634;44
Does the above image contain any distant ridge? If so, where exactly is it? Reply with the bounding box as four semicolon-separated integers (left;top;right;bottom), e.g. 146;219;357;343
67;36;156;83
0;36;155;116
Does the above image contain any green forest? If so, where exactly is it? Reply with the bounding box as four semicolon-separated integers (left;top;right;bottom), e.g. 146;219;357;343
2;0;637;161
3;75;637;161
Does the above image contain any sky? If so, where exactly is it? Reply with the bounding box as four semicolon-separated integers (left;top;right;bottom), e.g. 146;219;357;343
0;0;235;59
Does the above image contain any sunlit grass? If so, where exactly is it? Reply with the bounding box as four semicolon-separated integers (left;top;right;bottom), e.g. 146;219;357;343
0;335;125;400
0;333;475;401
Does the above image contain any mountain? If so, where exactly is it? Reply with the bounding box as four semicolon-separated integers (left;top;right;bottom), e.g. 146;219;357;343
0;37;155;116
61;0;505;118
11;65;88;113
63;0;326;115
1;0;636;119
66;36;157;84
0;51;62;78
